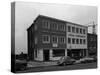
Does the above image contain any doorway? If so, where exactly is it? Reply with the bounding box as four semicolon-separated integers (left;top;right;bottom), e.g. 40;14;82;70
43;50;49;61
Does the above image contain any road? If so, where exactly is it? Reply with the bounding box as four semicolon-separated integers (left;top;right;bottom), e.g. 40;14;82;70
17;62;97;73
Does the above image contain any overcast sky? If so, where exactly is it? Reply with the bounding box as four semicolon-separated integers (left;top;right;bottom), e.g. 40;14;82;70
15;2;97;54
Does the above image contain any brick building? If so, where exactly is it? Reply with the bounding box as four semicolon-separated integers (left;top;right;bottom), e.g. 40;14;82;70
27;15;88;61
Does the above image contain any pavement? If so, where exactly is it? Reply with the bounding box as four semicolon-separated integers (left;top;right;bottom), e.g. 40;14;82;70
27;61;57;67
17;62;97;73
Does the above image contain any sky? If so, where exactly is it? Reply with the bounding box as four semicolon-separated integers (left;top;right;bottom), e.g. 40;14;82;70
15;2;97;54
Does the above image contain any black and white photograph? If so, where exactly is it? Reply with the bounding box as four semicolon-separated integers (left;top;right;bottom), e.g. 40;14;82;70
11;2;97;73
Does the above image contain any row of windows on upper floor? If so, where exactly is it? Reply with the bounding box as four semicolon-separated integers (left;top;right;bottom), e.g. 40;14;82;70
68;38;86;44
41;20;65;31
68;26;86;34
35;35;65;44
35;20;86;34
35;35;86;45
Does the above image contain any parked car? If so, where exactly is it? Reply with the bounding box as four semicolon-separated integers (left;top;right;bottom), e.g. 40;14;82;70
57;56;75;66
15;60;27;71
75;57;94;64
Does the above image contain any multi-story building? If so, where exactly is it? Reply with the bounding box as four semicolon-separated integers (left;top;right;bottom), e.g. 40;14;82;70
66;22;88;59
87;33;97;56
27;15;67;61
27;15;88;61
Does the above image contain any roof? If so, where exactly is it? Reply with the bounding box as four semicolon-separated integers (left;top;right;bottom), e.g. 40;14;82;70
27;15;87;31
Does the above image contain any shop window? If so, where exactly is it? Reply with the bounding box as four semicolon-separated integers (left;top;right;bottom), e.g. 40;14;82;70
53;49;65;57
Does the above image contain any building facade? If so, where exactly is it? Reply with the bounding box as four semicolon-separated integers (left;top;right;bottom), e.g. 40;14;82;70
27;15;88;61
87;33;97;56
66;22;88;59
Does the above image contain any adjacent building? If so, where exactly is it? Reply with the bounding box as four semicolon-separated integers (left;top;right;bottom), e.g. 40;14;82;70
27;15;88;61
67;22;88;59
87;33;97;56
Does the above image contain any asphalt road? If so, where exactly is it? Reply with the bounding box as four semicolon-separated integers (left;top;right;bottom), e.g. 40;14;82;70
17;62;97;73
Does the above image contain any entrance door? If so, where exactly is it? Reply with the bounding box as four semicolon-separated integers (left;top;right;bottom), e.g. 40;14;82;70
43;50;49;61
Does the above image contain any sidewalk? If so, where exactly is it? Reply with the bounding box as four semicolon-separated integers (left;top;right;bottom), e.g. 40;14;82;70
27;61;57;67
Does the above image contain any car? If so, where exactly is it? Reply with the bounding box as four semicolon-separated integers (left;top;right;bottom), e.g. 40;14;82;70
15;60;27;71
75;57;94;64
57;56;75;66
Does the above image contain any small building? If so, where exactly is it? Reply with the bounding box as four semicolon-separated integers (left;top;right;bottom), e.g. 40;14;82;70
87;33;97;56
27;15;88;61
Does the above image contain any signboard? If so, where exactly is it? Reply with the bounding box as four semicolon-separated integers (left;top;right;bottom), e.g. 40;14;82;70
52;43;58;47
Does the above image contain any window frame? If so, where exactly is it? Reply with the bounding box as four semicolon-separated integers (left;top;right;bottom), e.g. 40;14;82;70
42;35;50;43
52;35;58;43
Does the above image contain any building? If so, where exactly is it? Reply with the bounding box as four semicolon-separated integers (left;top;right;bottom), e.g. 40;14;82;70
87;33;97;56
66;22;88;59
27;15;88;61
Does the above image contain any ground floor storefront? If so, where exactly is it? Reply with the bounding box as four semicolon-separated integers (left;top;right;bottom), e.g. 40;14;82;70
34;49;67;61
67;49;87;60
33;48;87;61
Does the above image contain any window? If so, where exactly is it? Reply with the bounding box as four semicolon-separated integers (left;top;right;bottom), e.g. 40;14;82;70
52;36;58;43
72;38;75;44
83;39;86;44
42;35;50;43
83;29;86;34
80;39;82;44
60;24;65;31
42;20;50;29
68;26;71;32
68;38;71;44
76;39;79;44
80;28;82;34
53;49;65;57
52;23;57;30
76;28;79;33
72;27;75;33
59;36;65;43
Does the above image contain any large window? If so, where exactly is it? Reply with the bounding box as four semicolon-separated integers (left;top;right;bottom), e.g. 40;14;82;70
68;26;71;32
68;38;71;44
83;39;86;44
52;36;58;43
42;20;50;29
53;49;65;57
72;27;75;33
52;23;57;30
72;38;75;44
83;29;86;34
60;24;65;31
80;39;82;44
59;36;65;44
76;39;79;44
80;28;82;34
42;35;50;43
76;28;79;33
